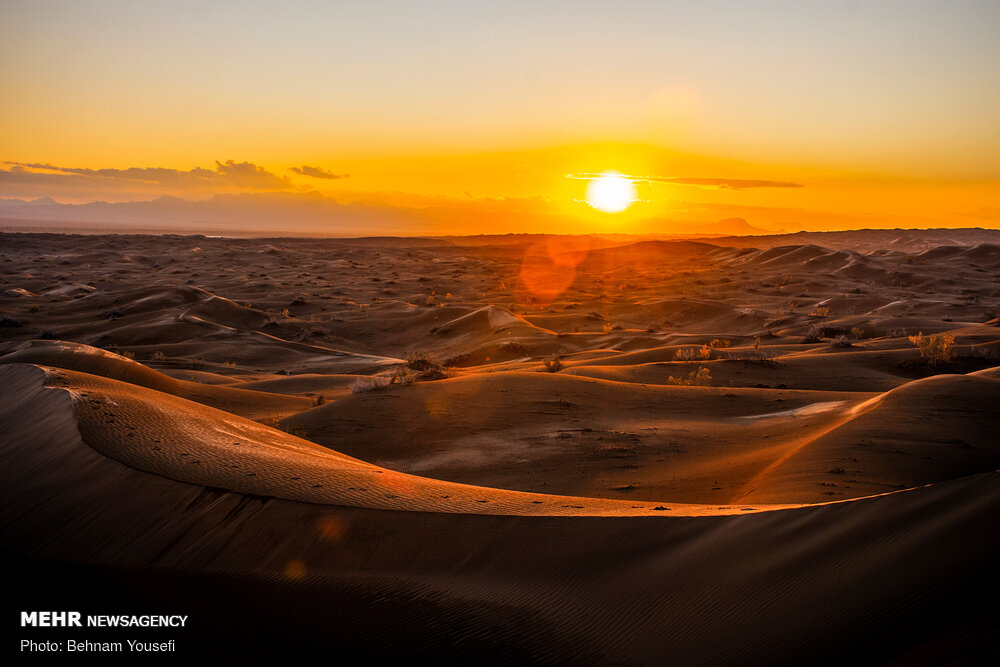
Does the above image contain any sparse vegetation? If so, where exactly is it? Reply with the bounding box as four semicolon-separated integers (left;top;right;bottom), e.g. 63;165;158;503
832;335;853;348
543;357;563;373
404;350;436;370
908;332;954;365
351;376;391;393
675;347;699;361
391;366;417;385
667;367;712;387
442;352;471;367
809;305;830;317
500;341;529;355
802;326;824;344
151;351;167;362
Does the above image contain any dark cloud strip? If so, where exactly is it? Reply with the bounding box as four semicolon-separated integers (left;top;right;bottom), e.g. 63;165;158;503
290;165;349;180
567;173;803;190
2;160;292;191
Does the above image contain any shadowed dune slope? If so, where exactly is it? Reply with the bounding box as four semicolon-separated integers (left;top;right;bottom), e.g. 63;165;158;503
2;362;998;663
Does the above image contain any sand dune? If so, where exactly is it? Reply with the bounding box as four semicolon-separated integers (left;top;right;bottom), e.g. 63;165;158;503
2;362;998;663
2;230;999;661
0;340;312;419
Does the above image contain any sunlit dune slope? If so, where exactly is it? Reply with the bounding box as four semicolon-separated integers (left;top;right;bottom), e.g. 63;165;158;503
737;372;1000;503
0;340;311;420
4;363;801;516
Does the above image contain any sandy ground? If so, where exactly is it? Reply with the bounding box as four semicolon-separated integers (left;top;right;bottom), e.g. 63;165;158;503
2;230;999;662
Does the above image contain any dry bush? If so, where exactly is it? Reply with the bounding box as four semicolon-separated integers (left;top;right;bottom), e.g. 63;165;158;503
391;367;417;385
351;376;391;393
908;332;954;365
709;339;731;349
404;350;436;371
810;305;830;317
832;335;853;348
675;347;700;361
667;367;712;387
802;325;824;344
500;341;529;355
442;352;470;367
543;357;563;373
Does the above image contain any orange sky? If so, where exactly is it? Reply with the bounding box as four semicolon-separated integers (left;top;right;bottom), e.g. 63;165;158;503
1;1;998;235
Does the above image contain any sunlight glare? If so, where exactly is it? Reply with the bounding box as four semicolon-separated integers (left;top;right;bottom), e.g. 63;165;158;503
586;172;637;213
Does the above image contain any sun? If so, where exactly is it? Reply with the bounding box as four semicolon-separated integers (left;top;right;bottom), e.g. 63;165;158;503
586;171;637;213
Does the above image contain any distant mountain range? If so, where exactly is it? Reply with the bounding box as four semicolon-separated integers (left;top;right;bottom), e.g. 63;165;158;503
0;192;774;238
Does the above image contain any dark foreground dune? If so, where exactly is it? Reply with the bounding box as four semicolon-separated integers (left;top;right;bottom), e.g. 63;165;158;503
2;230;999;662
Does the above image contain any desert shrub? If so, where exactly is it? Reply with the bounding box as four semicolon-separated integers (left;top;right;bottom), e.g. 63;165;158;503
667;367;711;387
675;347;700;361
543;357;563;373
810;305;830;317
709;339;731;349
152;351;167;362
442;352;471;367
908;332;954;365
120;350;136;360
832;335;852;348
801;326;824;344
747;336;778;363
500;341;529;355
391;367;416;385
404;350;436;371
351;376;391;393
28;304;40;313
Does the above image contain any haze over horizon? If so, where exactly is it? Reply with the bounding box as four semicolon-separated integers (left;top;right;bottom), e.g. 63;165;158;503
2;0;998;235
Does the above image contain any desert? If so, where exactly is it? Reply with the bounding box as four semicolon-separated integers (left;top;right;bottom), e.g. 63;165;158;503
2;228;999;662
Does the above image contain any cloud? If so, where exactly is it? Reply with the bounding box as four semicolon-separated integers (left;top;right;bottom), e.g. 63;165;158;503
567;173;803;190
1;160;293;193
290;165;349;180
